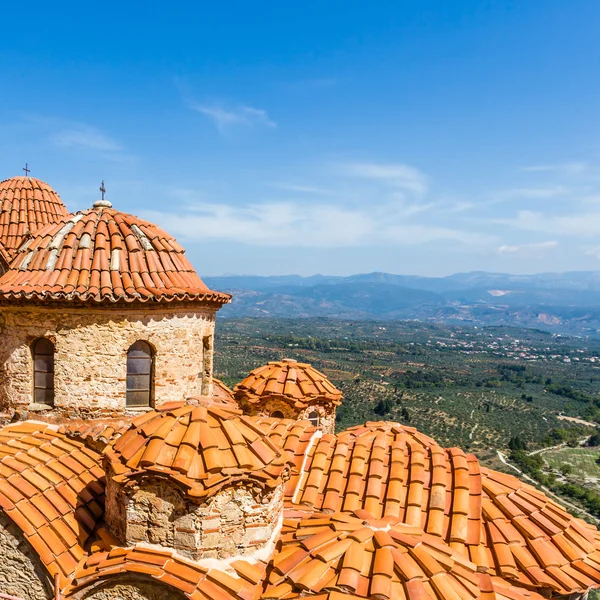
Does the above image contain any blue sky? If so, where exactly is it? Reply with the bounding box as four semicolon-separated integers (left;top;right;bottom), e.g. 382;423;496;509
1;0;599;277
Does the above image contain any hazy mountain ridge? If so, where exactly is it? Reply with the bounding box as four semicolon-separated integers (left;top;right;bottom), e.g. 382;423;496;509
204;271;600;335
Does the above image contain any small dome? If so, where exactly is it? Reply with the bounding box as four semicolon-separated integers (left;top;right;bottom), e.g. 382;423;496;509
234;358;342;408
0;176;68;258
0;204;230;304
105;402;289;499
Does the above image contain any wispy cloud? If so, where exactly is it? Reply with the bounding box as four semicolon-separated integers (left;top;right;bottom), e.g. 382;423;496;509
144;190;485;250
496;240;558;259
339;162;429;197
190;102;276;131
498;209;600;237
51;124;122;152
492;186;569;201
521;162;589;175
268;182;335;196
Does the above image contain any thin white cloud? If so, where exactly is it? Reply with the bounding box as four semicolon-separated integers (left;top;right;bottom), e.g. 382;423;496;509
339;162;428;197
190;102;276;131
501;210;600;237
493;186;569;200
268;182;335;196
521;162;589;175
51;125;121;152
496;241;558;259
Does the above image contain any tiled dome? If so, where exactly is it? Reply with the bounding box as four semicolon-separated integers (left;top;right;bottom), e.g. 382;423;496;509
105;402;290;499
0;202;231;304
234;358;343;408
0;176;68;259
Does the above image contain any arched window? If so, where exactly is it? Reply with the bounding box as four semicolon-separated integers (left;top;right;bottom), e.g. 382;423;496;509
271;410;284;419
308;411;319;427
126;341;153;407
32;338;54;406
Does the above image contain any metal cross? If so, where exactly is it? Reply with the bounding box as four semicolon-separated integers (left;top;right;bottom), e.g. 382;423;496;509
99;180;106;200
23;163;30;177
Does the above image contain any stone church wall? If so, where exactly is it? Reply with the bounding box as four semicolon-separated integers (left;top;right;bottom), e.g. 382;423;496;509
240;397;337;434
0;303;216;416
105;475;283;560
0;510;52;599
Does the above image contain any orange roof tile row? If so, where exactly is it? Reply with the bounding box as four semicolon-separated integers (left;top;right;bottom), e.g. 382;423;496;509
0;206;231;305
0;177;68;258
106;403;290;499
67;544;266;600
266;510;545;600
478;468;600;595
278;420;600;596
0;422;105;589
1;414;600;600
234;359;343;409
59;418;133;451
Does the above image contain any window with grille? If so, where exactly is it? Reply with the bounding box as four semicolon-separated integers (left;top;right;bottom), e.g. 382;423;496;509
126;341;153;407
32;338;55;406
308;411;319;427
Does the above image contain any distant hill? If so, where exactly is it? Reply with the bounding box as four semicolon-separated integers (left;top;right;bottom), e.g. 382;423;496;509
204;271;600;335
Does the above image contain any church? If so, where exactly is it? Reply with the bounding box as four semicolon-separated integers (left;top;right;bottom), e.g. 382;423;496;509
0;174;598;600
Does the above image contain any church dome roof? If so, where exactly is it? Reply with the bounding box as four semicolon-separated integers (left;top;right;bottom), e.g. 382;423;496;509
105;402;290;500
0;201;230;304
0;176;68;258
234;358;343;408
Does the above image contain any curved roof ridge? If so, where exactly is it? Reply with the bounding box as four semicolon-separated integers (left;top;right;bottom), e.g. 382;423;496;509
0;175;68;258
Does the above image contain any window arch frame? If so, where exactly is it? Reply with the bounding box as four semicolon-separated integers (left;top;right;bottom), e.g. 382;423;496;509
126;340;155;408
31;338;55;406
307;410;320;427
270;410;284;419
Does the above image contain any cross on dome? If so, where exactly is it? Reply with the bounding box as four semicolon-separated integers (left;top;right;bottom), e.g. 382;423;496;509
93;180;112;208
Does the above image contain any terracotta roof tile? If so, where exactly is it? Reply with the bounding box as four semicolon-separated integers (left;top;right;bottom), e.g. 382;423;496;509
266;511;546;600
0;204;231;305
66;544;263;599
0;176;68;259
235;359;342;409
105;403;290;500
0;421;104;589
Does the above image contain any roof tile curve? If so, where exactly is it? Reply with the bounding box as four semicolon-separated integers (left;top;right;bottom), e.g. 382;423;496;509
266;510;546;600
235;359;343;409
0;176;68;258
0;205;231;304
105;402;290;499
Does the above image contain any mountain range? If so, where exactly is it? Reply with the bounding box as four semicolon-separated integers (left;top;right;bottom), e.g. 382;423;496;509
204;271;600;336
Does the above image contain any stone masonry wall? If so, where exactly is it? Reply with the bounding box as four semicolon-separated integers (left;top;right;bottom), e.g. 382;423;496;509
0;303;217;416
240;397;336;434
106;475;283;561
0;510;52;599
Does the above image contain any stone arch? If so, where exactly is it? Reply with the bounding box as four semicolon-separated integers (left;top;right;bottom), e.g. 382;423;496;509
79;574;186;600
0;510;53;599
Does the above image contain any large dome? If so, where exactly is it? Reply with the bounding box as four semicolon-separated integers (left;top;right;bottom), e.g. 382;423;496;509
0;200;230;304
0;176;68;258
